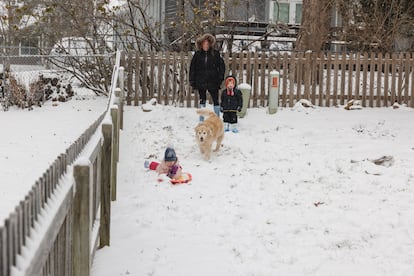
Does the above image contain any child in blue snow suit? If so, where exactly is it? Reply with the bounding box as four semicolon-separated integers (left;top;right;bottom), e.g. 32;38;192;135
144;147;182;180
220;76;243;133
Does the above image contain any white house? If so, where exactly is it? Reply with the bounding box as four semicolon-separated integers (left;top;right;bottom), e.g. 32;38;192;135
108;0;308;51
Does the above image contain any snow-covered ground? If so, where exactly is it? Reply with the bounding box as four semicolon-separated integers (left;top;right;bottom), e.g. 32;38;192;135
0;90;107;222
92;104;414;276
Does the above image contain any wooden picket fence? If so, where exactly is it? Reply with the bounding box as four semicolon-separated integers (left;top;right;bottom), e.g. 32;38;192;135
124;51;414;108
0;51;124;276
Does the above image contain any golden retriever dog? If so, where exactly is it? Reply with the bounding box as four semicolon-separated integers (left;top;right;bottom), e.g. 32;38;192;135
195;109;224;160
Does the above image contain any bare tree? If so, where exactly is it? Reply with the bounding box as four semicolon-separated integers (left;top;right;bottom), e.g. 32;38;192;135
167;0;223;51
31;0;114;95
337;0;414;52
0;0;37;69
295;0;334;52
295;0;414;52
104;0;163;52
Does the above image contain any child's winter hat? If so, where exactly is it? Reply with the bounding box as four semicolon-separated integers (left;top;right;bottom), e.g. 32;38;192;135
164;147;177;162
225;76;236;87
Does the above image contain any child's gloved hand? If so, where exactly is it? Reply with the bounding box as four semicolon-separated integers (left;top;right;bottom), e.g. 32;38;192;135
237;107;242;112
168;165;179;177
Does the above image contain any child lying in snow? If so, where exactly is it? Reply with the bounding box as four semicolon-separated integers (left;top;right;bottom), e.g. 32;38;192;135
144;147;182;180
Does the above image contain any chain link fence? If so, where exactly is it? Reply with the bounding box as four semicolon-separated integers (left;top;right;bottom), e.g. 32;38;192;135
0;46;114;111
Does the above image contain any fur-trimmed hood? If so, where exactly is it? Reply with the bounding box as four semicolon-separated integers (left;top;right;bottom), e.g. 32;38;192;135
225;75;237;88
196;33;216;50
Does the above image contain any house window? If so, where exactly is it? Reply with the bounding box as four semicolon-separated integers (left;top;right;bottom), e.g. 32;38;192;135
20;39;39;55
295;4;302;24
270;1;303;24
274;3;290;23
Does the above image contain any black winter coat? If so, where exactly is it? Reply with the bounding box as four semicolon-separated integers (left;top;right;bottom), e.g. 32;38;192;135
220;88;243;112
189;50;225;91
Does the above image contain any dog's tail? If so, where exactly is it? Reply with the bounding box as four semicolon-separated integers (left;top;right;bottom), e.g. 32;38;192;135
196;108;217;118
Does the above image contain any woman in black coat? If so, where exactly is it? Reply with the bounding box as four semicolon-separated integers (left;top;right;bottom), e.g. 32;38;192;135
189;33;225;121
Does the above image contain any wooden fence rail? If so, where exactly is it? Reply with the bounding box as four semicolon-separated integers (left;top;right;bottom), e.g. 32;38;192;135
0;51;124;276
125;51;414;108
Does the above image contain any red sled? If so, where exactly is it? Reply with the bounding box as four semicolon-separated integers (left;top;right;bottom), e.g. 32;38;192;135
170;172;192;184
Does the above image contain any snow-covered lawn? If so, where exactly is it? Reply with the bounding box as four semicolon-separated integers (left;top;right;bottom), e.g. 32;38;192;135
92;104;414;276
0;92;107;222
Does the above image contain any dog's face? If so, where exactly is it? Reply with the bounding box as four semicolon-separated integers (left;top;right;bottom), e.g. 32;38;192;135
195;124;211;143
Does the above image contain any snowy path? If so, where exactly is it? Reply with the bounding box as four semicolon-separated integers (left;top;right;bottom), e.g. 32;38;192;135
92;105;414;276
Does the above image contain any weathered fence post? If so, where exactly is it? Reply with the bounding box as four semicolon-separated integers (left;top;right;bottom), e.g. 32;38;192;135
0;226;7;276
100;123;112;248
115;87;123;136
110;107;119;201
127;51;133;106
113;91;121;162
186;52;192;107
134;51;141;106
5;216;15;276
73;163;91;276
118;68;125;130
411;56;414;108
